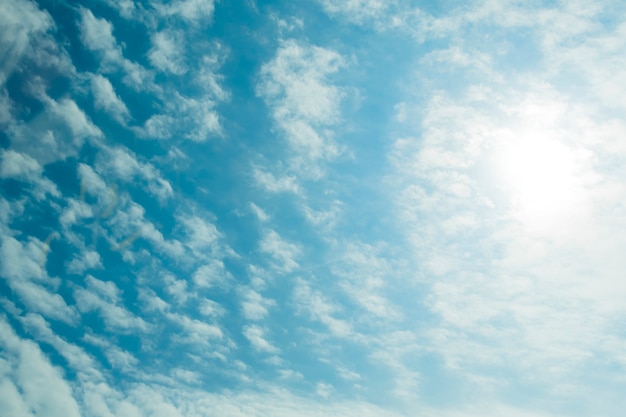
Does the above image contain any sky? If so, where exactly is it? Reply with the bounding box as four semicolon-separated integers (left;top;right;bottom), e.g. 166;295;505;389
2;0;626;416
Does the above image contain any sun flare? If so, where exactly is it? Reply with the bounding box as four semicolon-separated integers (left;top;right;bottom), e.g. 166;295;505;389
494;132;586;229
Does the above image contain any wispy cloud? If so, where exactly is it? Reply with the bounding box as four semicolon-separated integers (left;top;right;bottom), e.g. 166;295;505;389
259;229;300;273
0;317;82;417
252;167;300;194
293;278;353;339
90;74;131;124
0;150;59;199
256;40;345;179
148;30;188;75
74;275;149;333
156;0;216;25
0;236;77;324
95;145;173;202
8;95;102;165
0;0;52;85
240;287;275;321
389;53;626;399
79;8;151;89
3;0;626;416
243;324;279;354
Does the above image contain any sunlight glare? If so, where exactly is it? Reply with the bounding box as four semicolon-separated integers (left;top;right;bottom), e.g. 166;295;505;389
495;132;585;231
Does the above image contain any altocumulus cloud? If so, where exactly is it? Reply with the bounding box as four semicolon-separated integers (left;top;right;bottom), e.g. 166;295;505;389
2;0;626;416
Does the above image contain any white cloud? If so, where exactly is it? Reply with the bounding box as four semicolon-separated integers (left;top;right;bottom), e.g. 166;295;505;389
421;45;495;79
166;313;224;347
316;0;433;38
137;288;170;314
178;213;231;262
10;280;77;325
79;8;116;51
249;202;270;222
59;198;94;229
0;89;13;125
95;145;173;202
258;40;344;124
157;0;216;24
336;367;360;381
195;53;229;101
163;273;190;305
79;8;151;89
171;368;201;384
256;40;345;179
240;287;274;320
198;298;226;317
0;317;82;417
19;313;102;381
369;331;421;400
135;92;221;141
259;229;300;273
106;197;185;258
0;149;40;177
243;325;279;354
300;200;342;230
331;243;401;321
149;30;187;75
315;382;333;399
252;167;300;194
192;260;231;288
318;0;390;25
78;163;109;198
91;74;131;124
0;150;59;199
50;97;103;140
105;346;139;372
389;72;626;396
74;275;149;333
0;236;77;324
0;376;34;417
8;96;102;165
103;0;138;20
293;278;352;339
0;0;52;85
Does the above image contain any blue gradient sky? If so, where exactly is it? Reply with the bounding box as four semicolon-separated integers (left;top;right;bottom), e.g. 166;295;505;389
2;1;626;416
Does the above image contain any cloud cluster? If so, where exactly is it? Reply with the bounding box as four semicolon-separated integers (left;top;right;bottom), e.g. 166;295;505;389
2;0;626;416
256;40;345;182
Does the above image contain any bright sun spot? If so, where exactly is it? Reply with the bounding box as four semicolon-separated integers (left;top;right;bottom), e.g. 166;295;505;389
494;132;587;232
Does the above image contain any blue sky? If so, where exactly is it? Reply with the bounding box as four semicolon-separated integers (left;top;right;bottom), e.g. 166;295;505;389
2;0;626;416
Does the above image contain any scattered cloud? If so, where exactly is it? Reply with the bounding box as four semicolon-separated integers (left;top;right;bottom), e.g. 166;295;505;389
66;249;102;274
293;278;352;339
95;145;173;202
91;74;131;124
0;236;78;324
243;324;279;354
74;275;149;333
192;259;232;288
257;40;344;179
0;150;59;199
240;287;274;320
149;30;188;75
8;96;102;165
249;202;270;222
156;0;216;25
252;167;300;194
79;8;151;89
3;1;626;416
259;229;300;273
0;0;52;85
0;316;82;417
